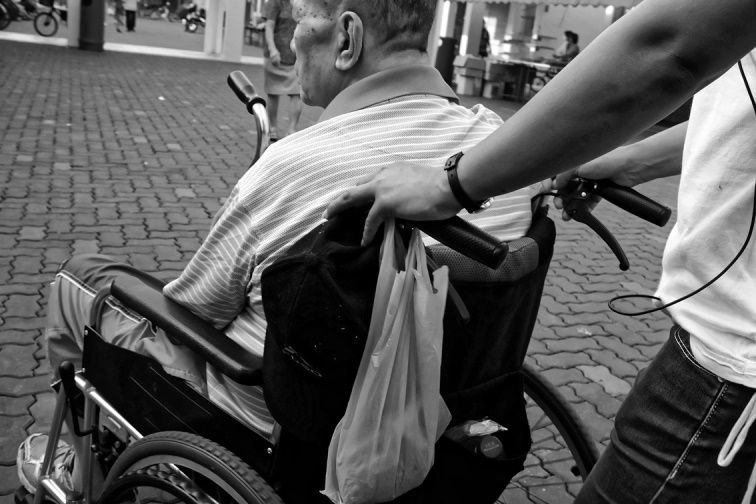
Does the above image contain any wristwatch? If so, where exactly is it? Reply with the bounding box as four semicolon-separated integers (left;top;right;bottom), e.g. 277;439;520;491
444;152;493;214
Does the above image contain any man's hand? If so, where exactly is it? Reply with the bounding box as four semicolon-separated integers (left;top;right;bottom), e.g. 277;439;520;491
324;161;462;246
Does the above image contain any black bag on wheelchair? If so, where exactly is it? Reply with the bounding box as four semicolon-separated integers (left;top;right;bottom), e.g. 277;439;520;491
260;207;555;503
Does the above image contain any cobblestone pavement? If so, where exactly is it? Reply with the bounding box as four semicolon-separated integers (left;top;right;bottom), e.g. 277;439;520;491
0;39;679;502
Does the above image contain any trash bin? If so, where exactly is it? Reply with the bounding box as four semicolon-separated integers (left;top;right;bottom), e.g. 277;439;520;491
435;36;457;85
453;55;485;96
79;0;105;51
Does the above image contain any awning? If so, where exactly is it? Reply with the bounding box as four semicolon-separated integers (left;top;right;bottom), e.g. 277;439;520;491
459;0;641;7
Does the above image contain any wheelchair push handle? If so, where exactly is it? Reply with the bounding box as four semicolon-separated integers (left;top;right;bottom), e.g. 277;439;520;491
410;216;509;270
228;70;266;113
227;71;271;163
588;179;671;227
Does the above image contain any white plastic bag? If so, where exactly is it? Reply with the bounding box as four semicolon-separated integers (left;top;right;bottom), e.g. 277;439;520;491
322;220;451;504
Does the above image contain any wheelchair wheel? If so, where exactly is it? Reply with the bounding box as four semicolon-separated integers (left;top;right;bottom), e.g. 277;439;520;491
498;364;599;503
33;12;58;37
100;431;283;504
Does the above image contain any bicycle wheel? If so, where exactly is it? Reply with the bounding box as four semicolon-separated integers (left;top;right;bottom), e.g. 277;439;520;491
33;12;58;37
0;2;11;30
498;364;599;504
100;431;283;504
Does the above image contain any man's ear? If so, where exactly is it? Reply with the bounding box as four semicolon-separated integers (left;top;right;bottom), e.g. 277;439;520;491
334;11;363;71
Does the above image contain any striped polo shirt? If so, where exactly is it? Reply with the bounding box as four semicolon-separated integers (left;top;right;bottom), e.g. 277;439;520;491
163;65;541;436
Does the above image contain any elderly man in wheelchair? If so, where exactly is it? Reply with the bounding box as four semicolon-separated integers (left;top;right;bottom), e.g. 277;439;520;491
15;1;555;503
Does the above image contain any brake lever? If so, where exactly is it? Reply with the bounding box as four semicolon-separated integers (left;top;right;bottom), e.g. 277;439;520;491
561;181;630;271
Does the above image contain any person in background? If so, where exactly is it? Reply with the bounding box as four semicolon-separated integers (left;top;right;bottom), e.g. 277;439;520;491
551;30;579;64
325;0;756;502
479;20;492;58
263;0;302;141
123;0;136;31
113;0;124;32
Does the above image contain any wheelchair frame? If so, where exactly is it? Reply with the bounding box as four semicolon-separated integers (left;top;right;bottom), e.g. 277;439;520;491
28;218;598;504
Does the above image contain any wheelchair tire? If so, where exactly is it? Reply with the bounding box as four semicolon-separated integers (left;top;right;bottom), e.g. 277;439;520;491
498;364;599;503
100;431;283;504
97;466;208;503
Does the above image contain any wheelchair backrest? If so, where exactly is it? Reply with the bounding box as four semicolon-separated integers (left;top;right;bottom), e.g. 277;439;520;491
432;206;555;393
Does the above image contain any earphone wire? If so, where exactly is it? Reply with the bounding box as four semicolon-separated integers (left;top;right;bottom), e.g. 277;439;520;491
609;59;756;316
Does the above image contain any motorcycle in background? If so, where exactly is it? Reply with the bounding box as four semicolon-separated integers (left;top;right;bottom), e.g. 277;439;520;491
178;1;204;33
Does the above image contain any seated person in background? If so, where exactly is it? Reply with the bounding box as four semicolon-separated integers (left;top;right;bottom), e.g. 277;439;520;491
551;30;580;64
17;0;545;497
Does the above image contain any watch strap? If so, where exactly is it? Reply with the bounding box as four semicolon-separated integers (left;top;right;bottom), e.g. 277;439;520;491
444;152;490;213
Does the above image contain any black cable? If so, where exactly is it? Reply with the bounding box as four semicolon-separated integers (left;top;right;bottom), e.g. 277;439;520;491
609;60;756;316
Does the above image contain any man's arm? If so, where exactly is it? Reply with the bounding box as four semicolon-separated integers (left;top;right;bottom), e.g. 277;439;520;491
164;196;258;330
552;121;687;219
462;0;755;196
263;0;280;66
326;0;756;244
265;19;281;66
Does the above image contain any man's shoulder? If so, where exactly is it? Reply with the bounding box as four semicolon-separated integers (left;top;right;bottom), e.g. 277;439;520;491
235;125;345;191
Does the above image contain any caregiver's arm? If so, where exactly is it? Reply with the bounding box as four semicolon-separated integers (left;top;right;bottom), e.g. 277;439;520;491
557;120;688;190
325;0;756;244
553;120;687;219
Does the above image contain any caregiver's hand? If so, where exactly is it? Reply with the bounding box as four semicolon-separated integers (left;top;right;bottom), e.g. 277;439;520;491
324;161;462;246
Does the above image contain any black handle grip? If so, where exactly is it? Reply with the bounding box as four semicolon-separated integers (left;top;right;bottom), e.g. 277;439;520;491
227;71;266;114
589;179;672;227
412;216;509;269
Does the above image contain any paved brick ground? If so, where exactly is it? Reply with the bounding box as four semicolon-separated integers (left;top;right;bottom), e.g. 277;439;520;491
0;38;679;502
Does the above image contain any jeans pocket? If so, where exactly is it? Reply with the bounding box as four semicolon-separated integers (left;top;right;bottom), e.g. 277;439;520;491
671;325;721;380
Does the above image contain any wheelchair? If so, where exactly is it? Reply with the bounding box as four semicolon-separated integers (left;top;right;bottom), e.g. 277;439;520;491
18;73;601;504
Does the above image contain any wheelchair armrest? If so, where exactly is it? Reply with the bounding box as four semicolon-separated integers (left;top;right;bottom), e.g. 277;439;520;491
110;276;263;385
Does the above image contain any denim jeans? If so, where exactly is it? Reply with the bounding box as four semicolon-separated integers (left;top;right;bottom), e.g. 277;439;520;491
575;325;756;504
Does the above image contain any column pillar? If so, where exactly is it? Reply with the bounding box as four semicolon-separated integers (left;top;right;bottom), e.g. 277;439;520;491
222;0;244;61
67;0;81;47
202;0;244;61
